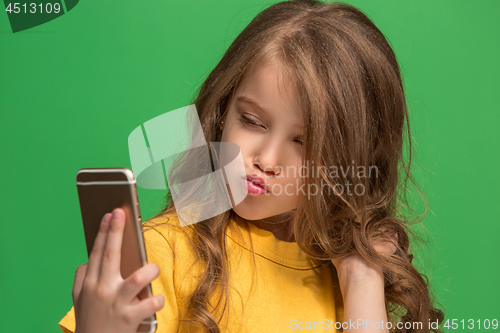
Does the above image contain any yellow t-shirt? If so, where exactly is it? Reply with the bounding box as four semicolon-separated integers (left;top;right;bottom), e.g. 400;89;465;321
59;212;344;332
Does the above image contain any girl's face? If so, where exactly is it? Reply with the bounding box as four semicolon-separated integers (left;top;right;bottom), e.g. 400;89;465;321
221;60;305;221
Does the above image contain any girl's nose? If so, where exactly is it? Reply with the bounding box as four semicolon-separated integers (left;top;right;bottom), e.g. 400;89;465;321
252;139;284;176
252;161;281;176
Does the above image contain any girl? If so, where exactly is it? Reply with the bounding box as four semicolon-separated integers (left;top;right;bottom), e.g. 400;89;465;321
59;1;444;332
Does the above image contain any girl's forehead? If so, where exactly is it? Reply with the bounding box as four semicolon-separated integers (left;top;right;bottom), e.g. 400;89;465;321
240;59;294;94
235;60;304;121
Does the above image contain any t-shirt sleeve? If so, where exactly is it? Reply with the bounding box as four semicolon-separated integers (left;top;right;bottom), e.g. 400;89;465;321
58;306;76;333
58;222;180;333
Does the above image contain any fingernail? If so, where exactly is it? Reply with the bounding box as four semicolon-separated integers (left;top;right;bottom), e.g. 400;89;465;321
113;209;123;220
103;213;112;224
155;295;164;308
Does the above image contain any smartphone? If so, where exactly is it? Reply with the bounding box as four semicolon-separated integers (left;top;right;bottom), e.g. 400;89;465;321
76;167;157;333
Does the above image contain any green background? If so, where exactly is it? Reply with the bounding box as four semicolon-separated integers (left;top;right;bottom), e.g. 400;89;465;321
1;0;498;331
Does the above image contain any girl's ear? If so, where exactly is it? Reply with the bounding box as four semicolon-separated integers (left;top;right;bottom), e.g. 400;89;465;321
218;119;225;131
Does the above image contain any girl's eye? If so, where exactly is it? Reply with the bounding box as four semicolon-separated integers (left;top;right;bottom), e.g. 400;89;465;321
294;139;304;147
239;114;303;146
239;115;262;127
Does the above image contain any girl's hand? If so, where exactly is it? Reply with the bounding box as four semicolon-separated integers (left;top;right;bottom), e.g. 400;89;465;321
331;232;398;284
72;208;165;333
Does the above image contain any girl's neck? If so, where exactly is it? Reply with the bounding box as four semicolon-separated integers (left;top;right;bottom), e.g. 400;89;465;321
235;211;296;242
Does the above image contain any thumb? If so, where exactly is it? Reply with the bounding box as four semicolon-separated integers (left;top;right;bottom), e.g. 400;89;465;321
72;263;88;305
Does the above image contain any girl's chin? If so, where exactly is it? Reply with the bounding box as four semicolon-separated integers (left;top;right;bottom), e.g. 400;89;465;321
232;202;288;221
232;203;267;221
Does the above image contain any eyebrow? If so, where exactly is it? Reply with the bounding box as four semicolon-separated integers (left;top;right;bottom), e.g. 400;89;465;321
236;95;304;130
236;95;269;115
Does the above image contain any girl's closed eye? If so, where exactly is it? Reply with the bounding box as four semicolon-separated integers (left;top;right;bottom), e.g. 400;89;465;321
239;114;263;127
239;114;304;147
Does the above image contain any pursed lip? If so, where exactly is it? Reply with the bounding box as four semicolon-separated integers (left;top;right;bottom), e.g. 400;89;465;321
245;174;270;193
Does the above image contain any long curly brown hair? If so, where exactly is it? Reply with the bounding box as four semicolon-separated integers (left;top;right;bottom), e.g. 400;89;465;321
146;1;445;332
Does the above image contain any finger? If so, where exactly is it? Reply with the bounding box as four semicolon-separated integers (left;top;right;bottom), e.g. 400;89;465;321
374;241;397;255
86;213;112;280
127;294;165;324
72;263;88;304
388;232;399;254
99;208;126;282
118;263;160;303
